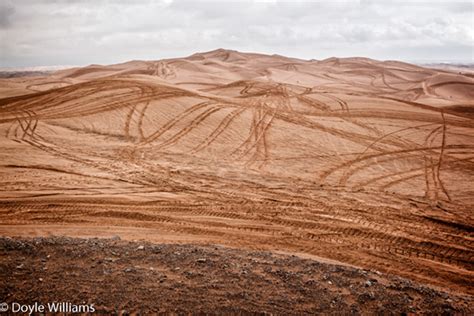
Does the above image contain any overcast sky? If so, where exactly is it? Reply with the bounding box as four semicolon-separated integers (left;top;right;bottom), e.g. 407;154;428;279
0;0;473;67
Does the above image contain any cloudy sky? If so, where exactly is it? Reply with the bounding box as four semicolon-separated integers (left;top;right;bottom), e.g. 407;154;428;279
0;0;472;67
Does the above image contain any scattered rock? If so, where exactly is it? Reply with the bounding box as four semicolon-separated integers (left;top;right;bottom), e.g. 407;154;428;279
306;279;316;285
0;236;471;315
137;245;144;250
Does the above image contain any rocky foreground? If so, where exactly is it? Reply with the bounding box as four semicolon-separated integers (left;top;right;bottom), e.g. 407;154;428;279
0;236;472;315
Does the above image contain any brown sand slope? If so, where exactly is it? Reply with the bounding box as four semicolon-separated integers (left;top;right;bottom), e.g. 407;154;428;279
0;49;473;295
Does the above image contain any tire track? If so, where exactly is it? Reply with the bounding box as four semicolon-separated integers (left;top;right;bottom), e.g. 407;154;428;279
137;101;210;146
190;107;246;153
235;106;276;169
436;111;451;201
137;100;151;142
151;106;223;151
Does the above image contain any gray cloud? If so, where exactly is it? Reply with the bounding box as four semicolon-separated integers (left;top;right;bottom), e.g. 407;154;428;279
0;4;14;28
0;0;472;67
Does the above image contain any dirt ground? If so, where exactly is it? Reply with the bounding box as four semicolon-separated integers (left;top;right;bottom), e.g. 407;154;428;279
0;236;472;315
0;49;473;312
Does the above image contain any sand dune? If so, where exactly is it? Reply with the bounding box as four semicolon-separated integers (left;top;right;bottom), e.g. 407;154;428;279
0;49;473;294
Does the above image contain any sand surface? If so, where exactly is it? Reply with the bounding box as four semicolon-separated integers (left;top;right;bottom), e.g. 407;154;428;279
0;49;473;295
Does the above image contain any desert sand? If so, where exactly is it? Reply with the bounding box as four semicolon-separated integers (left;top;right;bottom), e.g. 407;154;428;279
0;49;473;304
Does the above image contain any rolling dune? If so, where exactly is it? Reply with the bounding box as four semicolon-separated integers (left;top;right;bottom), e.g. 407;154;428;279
0;49;473;295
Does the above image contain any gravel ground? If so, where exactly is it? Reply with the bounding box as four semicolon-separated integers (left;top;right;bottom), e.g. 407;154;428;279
0;236;472;315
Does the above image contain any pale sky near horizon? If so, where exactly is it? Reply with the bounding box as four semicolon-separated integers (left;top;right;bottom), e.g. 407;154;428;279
0;0;473;67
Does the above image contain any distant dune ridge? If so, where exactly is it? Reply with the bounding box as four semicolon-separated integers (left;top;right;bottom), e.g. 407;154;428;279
0;49;473;295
